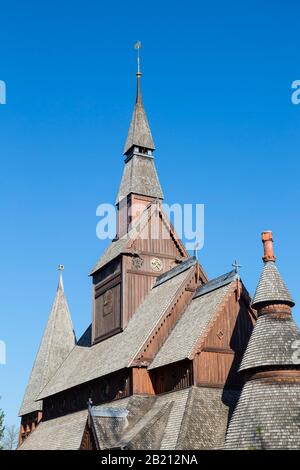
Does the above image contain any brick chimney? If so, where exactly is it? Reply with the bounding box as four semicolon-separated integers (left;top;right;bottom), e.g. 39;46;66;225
262;231;276;263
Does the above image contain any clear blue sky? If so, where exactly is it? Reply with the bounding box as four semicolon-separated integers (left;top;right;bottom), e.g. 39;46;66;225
1;0;300;428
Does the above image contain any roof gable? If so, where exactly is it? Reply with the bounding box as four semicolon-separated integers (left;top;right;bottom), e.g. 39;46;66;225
149;274;236;370
90;201;191;276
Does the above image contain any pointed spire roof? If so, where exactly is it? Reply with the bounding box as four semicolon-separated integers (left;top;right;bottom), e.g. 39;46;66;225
116;153;163;203
252;232;294;309
117;46;163;203
240;231;298;373
123;55;155;155
19;268;76;416
252;261;294;309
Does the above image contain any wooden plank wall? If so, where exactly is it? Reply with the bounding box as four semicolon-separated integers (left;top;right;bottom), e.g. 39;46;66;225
193;288;255;388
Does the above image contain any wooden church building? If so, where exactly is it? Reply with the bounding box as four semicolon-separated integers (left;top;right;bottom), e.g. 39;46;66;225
18;60;300;450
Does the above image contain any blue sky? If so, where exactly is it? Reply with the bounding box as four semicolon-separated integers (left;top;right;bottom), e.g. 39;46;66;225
0;0;300;427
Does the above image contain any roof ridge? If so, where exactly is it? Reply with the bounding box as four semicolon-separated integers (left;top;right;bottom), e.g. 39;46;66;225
154;256;197;288
194;270;238;298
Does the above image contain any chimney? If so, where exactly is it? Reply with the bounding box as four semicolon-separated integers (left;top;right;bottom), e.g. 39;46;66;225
262;231;276;262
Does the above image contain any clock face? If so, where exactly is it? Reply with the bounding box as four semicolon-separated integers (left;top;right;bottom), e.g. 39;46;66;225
151;257;163;272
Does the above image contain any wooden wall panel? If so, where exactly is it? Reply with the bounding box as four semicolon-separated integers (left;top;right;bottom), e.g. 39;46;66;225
94;280;121;342
132;368;155;395
195;351;237;387
92;259;122;343
201;294;254;353
193;285;254;388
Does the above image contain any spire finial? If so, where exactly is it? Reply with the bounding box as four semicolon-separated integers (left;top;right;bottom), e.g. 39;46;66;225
262;231;276;263
134;41;142;75
58;264;64;290
134;41;142;105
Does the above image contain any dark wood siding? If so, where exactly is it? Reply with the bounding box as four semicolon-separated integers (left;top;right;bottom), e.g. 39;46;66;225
151;360;193;394
43;370;131;421
193;287;255;388
93;259;122;343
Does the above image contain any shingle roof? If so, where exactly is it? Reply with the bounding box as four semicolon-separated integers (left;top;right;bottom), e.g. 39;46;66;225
93;387;240;450
252;261;294;309
225;380;300;449
149;274;234;370
178;387;240;450
19;278;75;416
18;410;88;450
194;270;238;297
38;268;193;400
239;315;300;372
92;396;172;450
19;386;240;450
116;154;163;203
89;236;128;275
123;74;155;154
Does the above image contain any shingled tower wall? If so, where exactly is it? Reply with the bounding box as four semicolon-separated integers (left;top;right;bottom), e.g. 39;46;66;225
225;231;300;450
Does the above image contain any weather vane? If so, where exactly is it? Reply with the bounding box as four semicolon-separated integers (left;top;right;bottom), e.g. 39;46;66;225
232;260;242;274
134;41;142;74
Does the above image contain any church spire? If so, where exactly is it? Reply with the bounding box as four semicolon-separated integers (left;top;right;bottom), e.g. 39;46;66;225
19;266;76;417
123;42;155;156
116;43;163;211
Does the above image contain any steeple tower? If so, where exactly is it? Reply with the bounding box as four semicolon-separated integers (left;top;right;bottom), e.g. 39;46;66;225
116;42;163;237
225;232;300;450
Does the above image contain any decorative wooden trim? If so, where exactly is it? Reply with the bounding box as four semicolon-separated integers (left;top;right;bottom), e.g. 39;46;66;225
248;369;300;383
138;251;186;260
202;347;235;355
130;266;198;366
185;286;197;292
126;269;161;277
94;274;121;298
196;382;225;389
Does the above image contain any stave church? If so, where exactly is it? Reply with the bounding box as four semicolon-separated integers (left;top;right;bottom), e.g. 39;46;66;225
18;51;300;450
